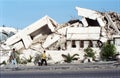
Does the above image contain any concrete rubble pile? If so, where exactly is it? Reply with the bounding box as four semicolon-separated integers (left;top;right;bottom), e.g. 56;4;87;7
1;7;120;64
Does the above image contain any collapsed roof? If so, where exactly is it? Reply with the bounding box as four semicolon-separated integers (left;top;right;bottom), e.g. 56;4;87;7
1;7;120;64
76;7;120;35
5;7;120;51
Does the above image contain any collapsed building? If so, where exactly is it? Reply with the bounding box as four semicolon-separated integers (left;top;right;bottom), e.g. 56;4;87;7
5;7;120;63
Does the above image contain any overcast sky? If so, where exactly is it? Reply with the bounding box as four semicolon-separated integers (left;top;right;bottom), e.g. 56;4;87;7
0;0;120;29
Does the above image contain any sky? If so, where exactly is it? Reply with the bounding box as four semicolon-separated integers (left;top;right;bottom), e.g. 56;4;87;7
0;0;120;29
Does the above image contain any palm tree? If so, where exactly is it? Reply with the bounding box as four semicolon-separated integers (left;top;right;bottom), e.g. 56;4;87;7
61;53;79;63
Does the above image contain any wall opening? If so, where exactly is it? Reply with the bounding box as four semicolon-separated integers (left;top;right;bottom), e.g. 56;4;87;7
30;25;52;39
88;40;93;47
72;40;76;48
80;40;84;48
86;18;100;26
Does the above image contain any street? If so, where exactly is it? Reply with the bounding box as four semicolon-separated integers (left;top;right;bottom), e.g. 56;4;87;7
1;69;120;78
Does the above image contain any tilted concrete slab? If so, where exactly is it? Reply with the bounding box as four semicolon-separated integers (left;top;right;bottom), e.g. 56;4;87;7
43;34;60;48
81;17;88;27
76;7;101;20
76;7;105;27
5;15;58;49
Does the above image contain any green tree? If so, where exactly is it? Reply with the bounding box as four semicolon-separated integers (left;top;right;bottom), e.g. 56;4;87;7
61;53;79;63
100;42;116;61
84;47;95;58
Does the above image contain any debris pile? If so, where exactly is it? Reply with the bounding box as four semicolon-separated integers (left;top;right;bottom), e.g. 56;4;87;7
1;7;120;65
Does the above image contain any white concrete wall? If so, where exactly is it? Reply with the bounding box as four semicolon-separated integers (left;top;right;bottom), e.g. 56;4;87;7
84;41;89;48
92;41;98;48
67;41;72;50
76;41;80;50
46;48;100;63
46;50;85;63
67;27;100;40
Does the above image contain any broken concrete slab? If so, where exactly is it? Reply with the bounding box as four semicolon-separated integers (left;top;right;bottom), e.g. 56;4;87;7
76;7;101;20
43;34;61;49
5;15;58;49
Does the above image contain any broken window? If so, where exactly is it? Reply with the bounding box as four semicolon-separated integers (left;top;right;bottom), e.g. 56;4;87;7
72;40;76;48
85;18;100;26
80;40;84;48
